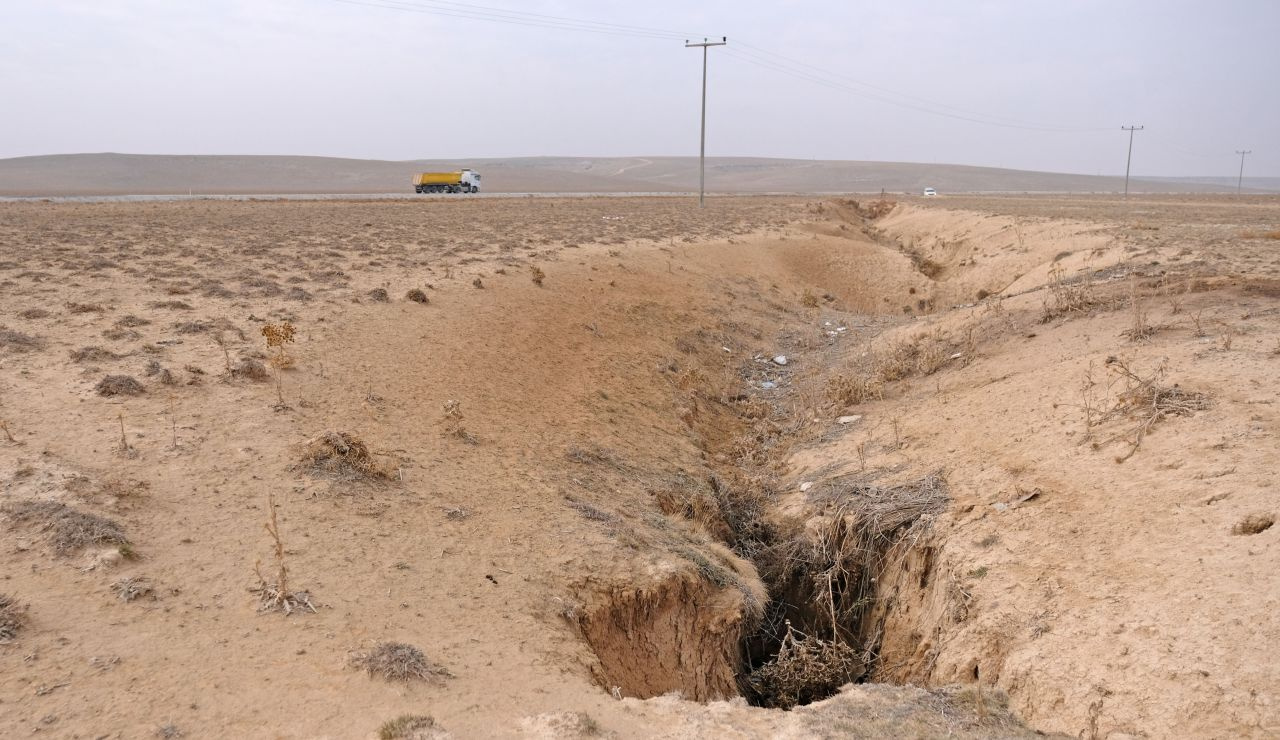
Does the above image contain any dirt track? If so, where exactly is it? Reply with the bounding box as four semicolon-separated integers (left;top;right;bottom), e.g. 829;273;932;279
1;194;1277;738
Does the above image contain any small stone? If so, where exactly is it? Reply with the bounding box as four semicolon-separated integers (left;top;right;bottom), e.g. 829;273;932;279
837;415;862;424
773;355;788;366
950;352;963;359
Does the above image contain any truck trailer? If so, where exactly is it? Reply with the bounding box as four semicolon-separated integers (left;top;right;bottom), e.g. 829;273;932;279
413;169;481;194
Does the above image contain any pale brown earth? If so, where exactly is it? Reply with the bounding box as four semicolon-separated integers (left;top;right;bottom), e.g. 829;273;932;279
0;193;1277;739
4;154;1272;197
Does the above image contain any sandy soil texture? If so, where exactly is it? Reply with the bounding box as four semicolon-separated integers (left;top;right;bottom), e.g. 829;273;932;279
0;193;1277;738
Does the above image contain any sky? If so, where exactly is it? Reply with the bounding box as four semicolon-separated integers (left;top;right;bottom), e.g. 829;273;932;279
2;0;1277;176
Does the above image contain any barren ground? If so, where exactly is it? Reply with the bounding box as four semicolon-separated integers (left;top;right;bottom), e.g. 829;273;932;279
0;194;1277;739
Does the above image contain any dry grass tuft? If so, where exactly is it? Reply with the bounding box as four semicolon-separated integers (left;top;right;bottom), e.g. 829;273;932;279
350;642;450;683
0;327;45;352
0;593;28;642
2;500;130;554
111;576;155;602
530;264;546;286
115;314;152;327
377;715;446;740
405;288;429;304
826;333;952;407
18;308;50;320
96;374;145;396
1041;263;1097;322
1232;513;1274;536
71;346;124;363
299;431;394;481
66;301;106;314
148;300;193;310
745;621;865;709
367;287;390;302
231;357;270;381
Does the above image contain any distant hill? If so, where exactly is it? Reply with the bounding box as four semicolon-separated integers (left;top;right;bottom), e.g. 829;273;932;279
0;153;1274;196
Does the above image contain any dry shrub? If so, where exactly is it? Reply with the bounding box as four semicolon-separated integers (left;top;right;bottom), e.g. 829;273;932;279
745;621;865;709
530;264;546;286
70;346;124;363
0;327;45;352
377;715;447;740
102;328;141;341
1083;358;1212;462
800;288;820;308
231;357;269;381
367;288;390;302
252;493;316;615
148;300;193;310
1232;513;1274;536
286;287;312;302
299;431;394;481
0;593;27;642
350;642;450;683
115;314;152;327
1240;230;1280;240
17;308;49;320
405;288;429;304
826;333;951;407
1041;264;1096;322
174;320;213;334
96;374;145;396
66;301;105;314
2;500;130;554
111;576;155;602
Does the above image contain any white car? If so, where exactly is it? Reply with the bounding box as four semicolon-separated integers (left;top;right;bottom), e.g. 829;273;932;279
922;187;938;197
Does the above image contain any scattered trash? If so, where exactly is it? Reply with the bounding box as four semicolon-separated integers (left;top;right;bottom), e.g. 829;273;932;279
992;502;1009;512
836;415;862;425
836;327;848;333
760;381;777;390
799;482;814;492
950;352;964;359
1011;488;1043;508
773;355;788;366
722;346;732;353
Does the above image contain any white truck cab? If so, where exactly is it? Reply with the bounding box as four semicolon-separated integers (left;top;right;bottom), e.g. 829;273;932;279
923;187;938;197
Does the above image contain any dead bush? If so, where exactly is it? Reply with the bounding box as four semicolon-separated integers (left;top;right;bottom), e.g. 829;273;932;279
0;327;45;352
1081;358;1212;462
368;288;390;302
1041;264;1096;322
148;300;193;310
231;357;269;381
299;431;394;481
1232;513;1274;536
377;715;447;740
111;576;155;602
745;621;865;709
530;264;546;286
71;346;124;363
0;593;27;642
96;374;145;396
2;500;130;554
252;493;316;615
66;301;105;314
17;308;49;320
405;288;429;304
115;314;152;327
102;328;141;341
350;642;450;683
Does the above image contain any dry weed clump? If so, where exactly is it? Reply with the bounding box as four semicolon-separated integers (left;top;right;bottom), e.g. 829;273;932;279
96;374;145;396
405;288;430;304
745;621;865;709
826;334;952;407
1041;263;1097;322
0;327;45;352
377;715;446;740
18;308;50;320
367;287;390;302
350;642;451;683
530;264;546;286
299;431;394;481
252;493;316;615
1077;358;1212;462
1232;513;1274;536
0;593;28;642
111;576;155;602
70;346;124;363
65;301;105;314
231;357;270;381
2;500;130;554
441;400;477;444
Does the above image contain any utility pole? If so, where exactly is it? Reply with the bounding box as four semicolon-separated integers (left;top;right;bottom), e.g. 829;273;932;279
1121;125;1144;198
686;36;726;208
1235;150;1252;195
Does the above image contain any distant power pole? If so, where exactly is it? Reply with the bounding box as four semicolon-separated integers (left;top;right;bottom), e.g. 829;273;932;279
1121;125;1144;198
1235;150;1252;195
686;36;727;208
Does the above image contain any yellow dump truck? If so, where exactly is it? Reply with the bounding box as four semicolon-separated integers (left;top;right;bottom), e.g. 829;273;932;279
413;169;481;194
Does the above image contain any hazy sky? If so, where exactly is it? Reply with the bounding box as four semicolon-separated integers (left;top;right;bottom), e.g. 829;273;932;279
3;0;1277;176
